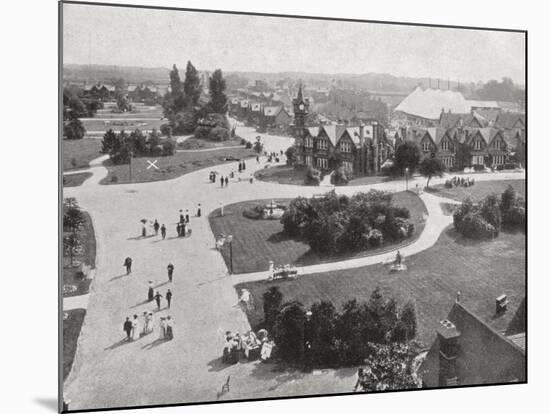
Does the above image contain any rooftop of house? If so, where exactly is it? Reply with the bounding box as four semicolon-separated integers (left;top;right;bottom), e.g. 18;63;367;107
420;300;526;388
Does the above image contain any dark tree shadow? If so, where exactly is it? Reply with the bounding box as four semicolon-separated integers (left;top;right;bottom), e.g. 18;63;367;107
196;275;228;287
155;281;170;289
266;231;294;244
33;398;58;412
248;362;306;392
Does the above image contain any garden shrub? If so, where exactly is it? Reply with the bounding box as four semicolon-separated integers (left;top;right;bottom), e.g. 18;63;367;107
162;140;175;156
305;166;322;186
330;166;351;186
391;206;410;219
242;204;265;220
502;205;525;230
457;212;496;239
245;141;252;149
160;123;172;137
367;229;384;247
209;126;230;141
194;125;210;139
473;164;485;171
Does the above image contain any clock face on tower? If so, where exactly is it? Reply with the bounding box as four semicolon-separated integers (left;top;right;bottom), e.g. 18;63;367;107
299;103;305;111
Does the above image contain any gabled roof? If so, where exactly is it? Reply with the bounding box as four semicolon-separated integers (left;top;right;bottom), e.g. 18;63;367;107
127;85;138;92
318;124;347;146
439;112;486;129
420;302;526;388
250;103;262;112
495;113;525;129
231;97;240;104
306;127;319;137
240;100;249;108
425;127;447;145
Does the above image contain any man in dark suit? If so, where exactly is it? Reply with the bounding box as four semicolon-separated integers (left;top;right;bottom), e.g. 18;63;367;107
123;317;132;340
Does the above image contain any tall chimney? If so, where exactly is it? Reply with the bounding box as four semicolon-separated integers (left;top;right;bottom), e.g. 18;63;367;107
437;319;460;386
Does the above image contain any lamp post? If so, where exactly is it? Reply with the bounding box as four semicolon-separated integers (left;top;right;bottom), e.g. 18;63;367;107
226;234;234;274
303;310;313;372
129;150;133;183
405;167;409;191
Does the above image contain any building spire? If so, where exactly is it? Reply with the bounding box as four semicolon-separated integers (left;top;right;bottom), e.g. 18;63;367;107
297;82;304;102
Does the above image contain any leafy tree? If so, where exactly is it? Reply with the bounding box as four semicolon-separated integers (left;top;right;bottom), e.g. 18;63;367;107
183;61;202;108
397;301;417;342
419;157;445;188
305;166;321;185
393;141;421;175
285;146;297;165
208;69;228;114
309;301;337;366
64;118;86;140
63;233;80;267
262;286;283;331
501;185;517;213
479;194;502;235
168;64;186;114
280;196;314;237
253;137;264;154
330;166;351;186
63;198;85;235
334;299;365;365
358;342;419;391
273;302;306;364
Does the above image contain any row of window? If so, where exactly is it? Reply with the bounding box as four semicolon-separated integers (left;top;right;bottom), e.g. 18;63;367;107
301;156;354;172
303;138;352;152
423;138;506;152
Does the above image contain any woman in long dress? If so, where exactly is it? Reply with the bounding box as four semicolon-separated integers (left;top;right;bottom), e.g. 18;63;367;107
148;281;154;302
159;317;166;340
131;315;140;341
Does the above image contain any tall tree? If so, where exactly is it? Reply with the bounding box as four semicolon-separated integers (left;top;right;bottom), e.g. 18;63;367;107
418;157;445;188
169;64;185;113
263;286;283;332
273;301;306;364
64;118;86;140
183;61;202;108
393;141;421;175
208;69;228;114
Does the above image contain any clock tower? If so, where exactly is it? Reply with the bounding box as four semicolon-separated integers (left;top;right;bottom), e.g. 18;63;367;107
292;84;309;138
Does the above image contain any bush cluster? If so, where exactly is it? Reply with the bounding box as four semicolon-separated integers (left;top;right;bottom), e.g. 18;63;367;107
304;166;322;186
281;190;414;255
454;185;525;238
265;287;418;367
101;129;175;165
330;166;352;186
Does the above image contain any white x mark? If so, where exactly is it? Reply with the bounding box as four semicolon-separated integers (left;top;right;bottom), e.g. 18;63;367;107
146;160;159;170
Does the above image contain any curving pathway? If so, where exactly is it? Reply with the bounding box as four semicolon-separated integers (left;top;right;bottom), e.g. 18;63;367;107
62;127;525;410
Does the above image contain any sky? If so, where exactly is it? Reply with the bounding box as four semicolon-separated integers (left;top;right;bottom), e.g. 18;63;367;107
63;3;526;84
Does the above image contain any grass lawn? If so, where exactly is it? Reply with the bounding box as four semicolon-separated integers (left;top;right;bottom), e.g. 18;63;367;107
63;309;86;381
236;228;526;345
254;165;396;187
62;138;102;171
63;212;96;297
254;165;312;186
428;179;525;202
63;172;92;187
100;147;256;185
209;191;427;274
178;136;245;150
81;118;164;133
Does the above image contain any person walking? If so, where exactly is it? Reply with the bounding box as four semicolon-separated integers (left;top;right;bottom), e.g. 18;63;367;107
166;316;174;340
153;220;160;236
176;222;181;237
179;211;185;224
160;224;166;240
166;289;173;308
242;160;246;171
196;203;201;217
219;202;224;217
131;315;140;341
124;257;132;275
167;263;174;282
142;311;148;335
145;312;154;334
123;317;132;340
220;176;224;188
159;317;167;340
181;221;187;237
224;176;229;187
256;155;260;163
154;290;163;310
185;210;190;223
148;281;154;302
141;222;146;238
238;163;242;173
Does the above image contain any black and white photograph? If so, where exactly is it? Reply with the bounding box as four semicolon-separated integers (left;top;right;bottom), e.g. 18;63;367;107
59;1;526;412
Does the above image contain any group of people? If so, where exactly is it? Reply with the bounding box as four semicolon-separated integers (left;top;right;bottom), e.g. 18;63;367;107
140;219;167;239
147;281;173;309
222;329;273;364
123;313;174;341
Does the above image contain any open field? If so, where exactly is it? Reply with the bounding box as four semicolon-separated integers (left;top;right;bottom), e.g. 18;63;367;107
101;146;256;184
236;228;526;345
63;309;86;381
63;211;96;297
62;138;103;171
63;172;93;187
428;179;525;202
209;191;428;274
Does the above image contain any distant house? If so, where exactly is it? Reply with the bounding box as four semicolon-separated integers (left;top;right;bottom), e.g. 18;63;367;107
261;106;292;128
494;112;525;131
420;300;526;388
439;112;486;129
82;82;116;101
